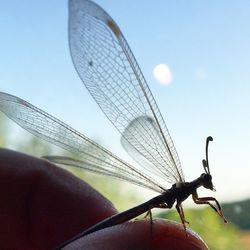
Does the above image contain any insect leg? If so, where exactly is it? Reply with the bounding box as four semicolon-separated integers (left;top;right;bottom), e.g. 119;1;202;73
144;203;169;218
179;204;189;225
176;203;187;233
143;203;170;239
192;192;227;223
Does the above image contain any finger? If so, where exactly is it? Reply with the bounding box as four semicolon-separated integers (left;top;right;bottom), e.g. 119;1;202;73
63;219;208;250
0;148;117;249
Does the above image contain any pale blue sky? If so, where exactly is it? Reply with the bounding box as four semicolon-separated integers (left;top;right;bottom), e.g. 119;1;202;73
0;1;250;202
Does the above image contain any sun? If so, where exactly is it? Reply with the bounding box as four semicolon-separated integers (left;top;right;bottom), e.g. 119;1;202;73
153;64;172;85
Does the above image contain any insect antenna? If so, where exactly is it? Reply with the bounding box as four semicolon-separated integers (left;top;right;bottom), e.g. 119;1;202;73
202;136;213;174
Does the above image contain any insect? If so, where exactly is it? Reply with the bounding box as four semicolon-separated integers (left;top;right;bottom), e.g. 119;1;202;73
0;0;227;248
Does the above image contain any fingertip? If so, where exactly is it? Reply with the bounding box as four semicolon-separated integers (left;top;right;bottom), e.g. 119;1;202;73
63;219;208;250
150;219;208;250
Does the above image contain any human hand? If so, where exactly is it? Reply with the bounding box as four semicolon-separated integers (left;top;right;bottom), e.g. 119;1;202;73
0;148;208;249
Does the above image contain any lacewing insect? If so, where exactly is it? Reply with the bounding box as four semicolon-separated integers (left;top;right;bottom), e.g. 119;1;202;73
0;0;227;248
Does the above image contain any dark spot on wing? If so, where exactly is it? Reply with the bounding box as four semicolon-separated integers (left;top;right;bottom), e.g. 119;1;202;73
107;20;120;37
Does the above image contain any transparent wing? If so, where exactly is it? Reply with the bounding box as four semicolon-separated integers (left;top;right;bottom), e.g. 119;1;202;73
69;0;185;184
120;116;181;184
0;92;165;193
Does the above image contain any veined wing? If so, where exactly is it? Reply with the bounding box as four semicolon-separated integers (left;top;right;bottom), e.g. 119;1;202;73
0;92;165;193
69;0;185;184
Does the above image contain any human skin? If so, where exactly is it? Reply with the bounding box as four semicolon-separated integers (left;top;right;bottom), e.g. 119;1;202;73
0;148;208;249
